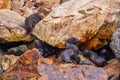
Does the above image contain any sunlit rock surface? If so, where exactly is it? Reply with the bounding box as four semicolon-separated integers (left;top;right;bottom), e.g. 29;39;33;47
0;9;33;43
32;0;120;49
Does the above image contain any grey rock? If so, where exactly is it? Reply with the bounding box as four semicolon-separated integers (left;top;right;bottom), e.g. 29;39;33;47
110;28;120;59
7;45;28;55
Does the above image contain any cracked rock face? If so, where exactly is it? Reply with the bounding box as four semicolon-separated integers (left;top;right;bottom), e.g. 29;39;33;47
110;28;120;59
32;0;120;49
0;9;33;43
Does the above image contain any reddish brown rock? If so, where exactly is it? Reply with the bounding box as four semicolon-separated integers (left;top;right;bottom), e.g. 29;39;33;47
0;0;11;9
104;59;120;80
32;0;120;49
2;48;41;80
1;48;108;80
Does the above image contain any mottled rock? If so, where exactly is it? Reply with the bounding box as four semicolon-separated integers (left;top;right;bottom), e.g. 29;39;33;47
2;55;19;71
38;0;60;17
0;0;11;9
11;0;23;15
32;0;120;49
7;45;28;55
38;64;108;80
38;0;60;11
110;28;120;59
1;48;108;80
104;59;120;80
0;9;33;43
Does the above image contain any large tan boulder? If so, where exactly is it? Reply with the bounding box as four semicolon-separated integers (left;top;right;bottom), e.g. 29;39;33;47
0;9;33;43
32;0;120;49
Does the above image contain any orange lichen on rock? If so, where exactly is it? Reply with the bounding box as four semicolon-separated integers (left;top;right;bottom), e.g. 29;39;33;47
0;0;11;9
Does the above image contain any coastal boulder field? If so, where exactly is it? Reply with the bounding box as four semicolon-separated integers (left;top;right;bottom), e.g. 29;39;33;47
0;0;120;80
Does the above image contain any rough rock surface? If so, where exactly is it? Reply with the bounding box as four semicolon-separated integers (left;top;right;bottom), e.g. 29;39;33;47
1;48;108;80
0;0;11;9
32;0;120;49
110;28;120;59
104;59;120;80
38;0;61;17
0;9;33;43
11;0;23;15
2;55;19;71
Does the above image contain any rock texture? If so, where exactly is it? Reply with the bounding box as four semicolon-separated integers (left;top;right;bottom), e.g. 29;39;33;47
1;48;108;80
0;9;33;43
104;59;120;80
2;55;19;71
38;0;61;17
32;0;120;49
0;0;11;9
110;28;120;59
11;0;23;15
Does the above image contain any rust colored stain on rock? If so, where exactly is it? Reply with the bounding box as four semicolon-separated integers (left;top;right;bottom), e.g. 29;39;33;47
1;48;108;80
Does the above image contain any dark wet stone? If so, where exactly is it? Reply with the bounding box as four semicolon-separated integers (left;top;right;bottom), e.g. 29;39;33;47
34;40;60;57
66;37;80;45
99;49;110;60
89;51;107;67
57;49;74;63
24;13;43;33
65;42;80;54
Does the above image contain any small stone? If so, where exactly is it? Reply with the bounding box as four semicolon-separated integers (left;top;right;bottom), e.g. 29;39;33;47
7;45;28;55
24;13;43;33
89;51;107;67
57;49;74;63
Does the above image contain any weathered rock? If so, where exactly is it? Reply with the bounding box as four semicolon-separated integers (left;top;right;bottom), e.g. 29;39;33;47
38;0;60;17
38;64;108;80
110;28;120;59
104;59;120;80
0;9;33;43
11;0;23;15
0;0;11;9
1;48;108;80
32;0;120;49
7;45;28;55
2;55;19;71
38;0;60;11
